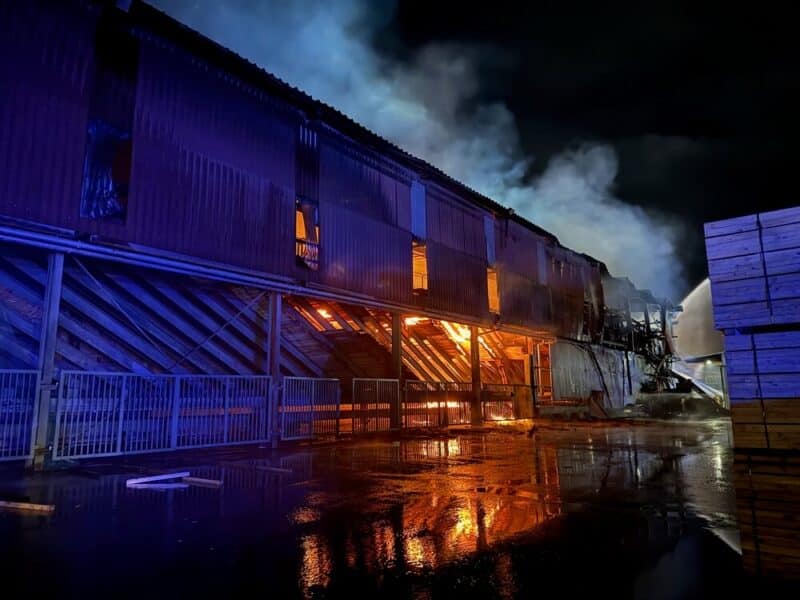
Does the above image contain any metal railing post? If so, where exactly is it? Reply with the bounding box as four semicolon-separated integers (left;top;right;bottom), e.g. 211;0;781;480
335;385;341;438
170;376;181;450
116;375;128;454
223;377;230;444
50;372;65;461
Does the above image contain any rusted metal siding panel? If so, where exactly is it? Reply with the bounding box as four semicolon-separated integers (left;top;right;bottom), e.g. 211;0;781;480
318;201;413;303
425;186;487;260
319;138;410;227
0;1;93;229
425;241;487;318
104;39;296;275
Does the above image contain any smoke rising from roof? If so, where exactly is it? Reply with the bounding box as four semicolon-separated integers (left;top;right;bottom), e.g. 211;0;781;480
151;0;685;300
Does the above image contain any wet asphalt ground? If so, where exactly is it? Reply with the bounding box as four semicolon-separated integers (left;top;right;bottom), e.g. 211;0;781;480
1;419;797;598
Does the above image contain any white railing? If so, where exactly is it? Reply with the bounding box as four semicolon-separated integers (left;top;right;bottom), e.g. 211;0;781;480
53;372;271;460
0;369;39;461
281;377;340;440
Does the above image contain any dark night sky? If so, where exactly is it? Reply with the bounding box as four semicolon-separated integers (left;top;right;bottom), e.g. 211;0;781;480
379;1;799;288
153;0;799;298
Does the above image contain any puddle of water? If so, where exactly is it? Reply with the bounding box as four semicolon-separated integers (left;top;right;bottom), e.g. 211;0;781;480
0;419;776;598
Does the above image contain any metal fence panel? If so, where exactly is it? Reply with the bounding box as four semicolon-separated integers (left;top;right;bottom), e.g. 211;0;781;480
352;378;399;433
226;377;273;444
282;377;340;440
177;376;271;449
403;381;471;428
120;375;174;454
53;372;271;459
54;372;176;459
0;370;39;461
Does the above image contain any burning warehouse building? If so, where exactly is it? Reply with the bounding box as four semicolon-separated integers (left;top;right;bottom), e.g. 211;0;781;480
0;0;674;465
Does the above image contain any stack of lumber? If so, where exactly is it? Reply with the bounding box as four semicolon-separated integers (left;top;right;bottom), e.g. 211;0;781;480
734;453;800;577
705;205;800;578
724;331;800;450
706;206;800;330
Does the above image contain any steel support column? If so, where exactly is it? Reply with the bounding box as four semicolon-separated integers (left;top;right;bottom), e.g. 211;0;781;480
470;325;482;425
524;350;537;416
391;312;402;429
268;292;282;448
31;252;64;469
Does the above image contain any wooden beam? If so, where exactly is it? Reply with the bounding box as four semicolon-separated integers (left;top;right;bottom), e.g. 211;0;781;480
353;309;437;381
220;292;324;377
61;266;209;373
324;301;356;331
292;297;335;331
109;273;258;374
32;252;63;470
282;304;366;378
3;255;182;372
411;331;468;382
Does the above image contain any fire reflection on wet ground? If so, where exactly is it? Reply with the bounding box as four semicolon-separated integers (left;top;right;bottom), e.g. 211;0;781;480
2;419;788;598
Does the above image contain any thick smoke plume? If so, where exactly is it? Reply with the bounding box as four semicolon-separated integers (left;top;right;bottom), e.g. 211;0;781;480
152;0;685;299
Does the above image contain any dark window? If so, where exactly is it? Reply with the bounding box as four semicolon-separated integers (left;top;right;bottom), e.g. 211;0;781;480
296;198;320;270
80;120;132;220
80;17;138;222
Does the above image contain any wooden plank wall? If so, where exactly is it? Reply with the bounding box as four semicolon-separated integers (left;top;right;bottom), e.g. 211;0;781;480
705;205;800;578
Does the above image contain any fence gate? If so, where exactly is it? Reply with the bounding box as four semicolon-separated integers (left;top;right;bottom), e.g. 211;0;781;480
0;370;39;462
352;378;399;433
281;377;340;440
53;371;272;460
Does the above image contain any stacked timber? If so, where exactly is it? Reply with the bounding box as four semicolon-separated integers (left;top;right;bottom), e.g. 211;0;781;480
705;205;800;579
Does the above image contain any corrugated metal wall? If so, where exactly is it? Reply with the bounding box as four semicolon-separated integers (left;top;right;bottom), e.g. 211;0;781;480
0;1;615;340
425;185;486;260
121;40;296;274
551;341;635;409
425;241;488;317
0;0;93;229
319;136;411;228
318;202;413;303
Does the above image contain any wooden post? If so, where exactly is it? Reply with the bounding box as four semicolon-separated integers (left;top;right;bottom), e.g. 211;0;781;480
31;252;64;470
391;312;402;429
470;325;482;425
268;292;282;448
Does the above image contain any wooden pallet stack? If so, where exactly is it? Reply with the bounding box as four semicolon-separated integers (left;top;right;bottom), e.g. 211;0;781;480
705;205;800;578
